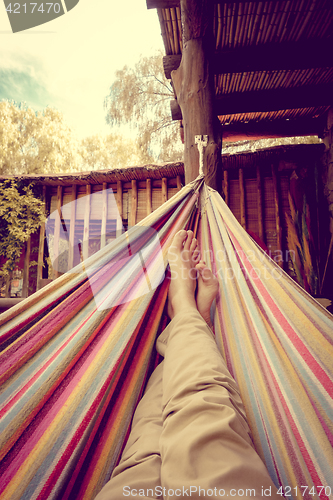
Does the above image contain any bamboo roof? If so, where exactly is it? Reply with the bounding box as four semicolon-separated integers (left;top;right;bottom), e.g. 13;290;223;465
0;163;184;186
0;144;323;187
148;0;333;138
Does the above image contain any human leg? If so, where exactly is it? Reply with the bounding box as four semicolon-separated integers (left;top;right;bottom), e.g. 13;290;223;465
94;362;164;500
158;231;279;500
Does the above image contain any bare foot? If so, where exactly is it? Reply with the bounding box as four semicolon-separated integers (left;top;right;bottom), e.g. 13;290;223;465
167;230;200;319
195;261;219;328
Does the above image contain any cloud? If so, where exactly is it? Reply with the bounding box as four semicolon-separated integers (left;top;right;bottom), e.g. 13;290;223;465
0;53;55;110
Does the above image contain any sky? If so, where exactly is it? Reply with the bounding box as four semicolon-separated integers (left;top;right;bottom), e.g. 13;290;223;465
0;0;164;139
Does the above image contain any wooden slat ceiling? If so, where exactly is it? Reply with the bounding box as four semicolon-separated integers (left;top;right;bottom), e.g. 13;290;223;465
148;0;333;138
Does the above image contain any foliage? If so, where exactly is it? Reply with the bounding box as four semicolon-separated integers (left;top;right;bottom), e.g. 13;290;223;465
0;100;153;176
79;133;147;170
0;101;81;176
104;52;183;163
0;180;46;279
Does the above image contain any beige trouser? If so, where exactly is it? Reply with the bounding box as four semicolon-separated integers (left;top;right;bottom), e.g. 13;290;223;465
95;308;279;500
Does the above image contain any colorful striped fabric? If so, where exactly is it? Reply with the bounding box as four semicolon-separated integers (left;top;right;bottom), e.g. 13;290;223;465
0;178;333;500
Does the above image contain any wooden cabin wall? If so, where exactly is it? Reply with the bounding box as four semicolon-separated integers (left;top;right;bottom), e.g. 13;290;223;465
223;151;329;297
1;145;328;302
39;176;183;288
226;166;291;263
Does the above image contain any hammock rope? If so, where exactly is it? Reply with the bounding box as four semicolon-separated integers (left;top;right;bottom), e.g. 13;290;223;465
0;178;332;500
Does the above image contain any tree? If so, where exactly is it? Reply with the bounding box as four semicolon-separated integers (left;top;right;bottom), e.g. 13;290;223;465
79;133;148;170
0;180;45;283
104;52;183;163
0;101;81;176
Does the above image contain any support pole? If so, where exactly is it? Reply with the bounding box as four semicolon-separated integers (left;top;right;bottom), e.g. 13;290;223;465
101;183;108;249
223;170;229;206
83;185;91;261
22;236;31;299
53;186;62;279
131;180;138;227
171;0;222;192
162;178;168;203
68;184;77;269
146;179;153;215
256;165;264;242
239;168;246;229
271;164;283;267
116;181;123;237
37;186;46;290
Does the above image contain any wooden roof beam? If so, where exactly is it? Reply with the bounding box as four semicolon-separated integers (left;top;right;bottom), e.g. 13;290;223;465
163;41;333;79
221;116;327;142
147;0;267;7
171;84;333;119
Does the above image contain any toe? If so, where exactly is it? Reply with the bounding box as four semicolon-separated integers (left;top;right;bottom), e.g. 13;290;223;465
193;248;200;263
189;236;196;250
197;264;214;282
183;230;194;251
195;260;206;271
172;229;188;250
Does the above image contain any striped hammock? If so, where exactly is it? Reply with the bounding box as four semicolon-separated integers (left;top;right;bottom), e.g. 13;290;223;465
0;177;332;500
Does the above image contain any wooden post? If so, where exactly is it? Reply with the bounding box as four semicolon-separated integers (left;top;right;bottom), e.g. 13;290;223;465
146;178;153;215
322;108;333;235
37;186;46;290
256;165;264;242
22;236;31;298
116;181;123;236
176;175;182;190
101;182;108;248
162;177;168;203
320;108;333;292
171;0;222;192
131;180;138;226
83;185;91;260
271;164;283;267
223;170;229;206
53;186;62;279
68;184;77;270
239;168;246;229
4;274;11;298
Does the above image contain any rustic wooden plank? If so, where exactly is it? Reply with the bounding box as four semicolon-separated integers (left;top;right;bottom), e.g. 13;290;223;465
83;185;91;261
116;181;123;219
53;185;62;279
101;182;108;248
68;184;77;270
171;83;333;120
131;180;138;226
162;177;168;203
22;236;31;299
223;170;229;206
147;0;270;7
271;164;283;267
176;175;182;190
146;178;153;215
163;40;333;79
256;165;264;242
116;181;123;236
37;186;46;290
239;168;246;229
